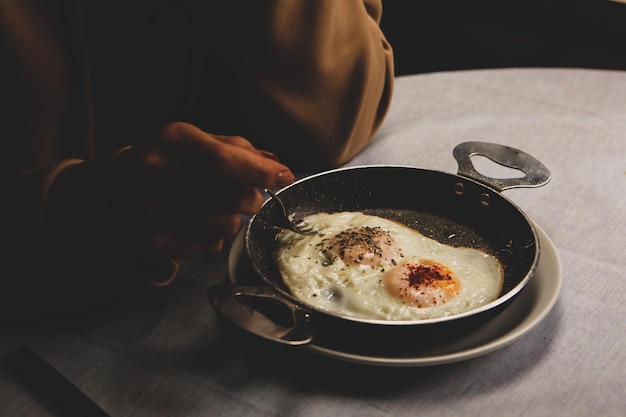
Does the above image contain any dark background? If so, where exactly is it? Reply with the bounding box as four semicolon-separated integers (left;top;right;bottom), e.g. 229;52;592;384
380;0;626;75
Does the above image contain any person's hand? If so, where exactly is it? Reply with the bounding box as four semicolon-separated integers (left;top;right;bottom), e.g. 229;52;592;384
109;122;295;261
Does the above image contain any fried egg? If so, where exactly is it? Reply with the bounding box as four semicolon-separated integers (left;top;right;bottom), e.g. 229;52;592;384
274;211;504;321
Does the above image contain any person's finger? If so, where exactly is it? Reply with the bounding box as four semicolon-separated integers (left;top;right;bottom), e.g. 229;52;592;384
149;232;225;258
212;134;256;151
140;177;265;215
154;123;295;189
256;149;280;161
208;186;264;215
211;141;295;189
143;199;244;238
213;136;281;162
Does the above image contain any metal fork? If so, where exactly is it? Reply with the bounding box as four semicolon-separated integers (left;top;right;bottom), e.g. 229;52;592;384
264;189;316;235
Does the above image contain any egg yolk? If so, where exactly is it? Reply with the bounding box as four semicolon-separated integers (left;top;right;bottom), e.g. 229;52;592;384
319;226;402;267
384;259;461;308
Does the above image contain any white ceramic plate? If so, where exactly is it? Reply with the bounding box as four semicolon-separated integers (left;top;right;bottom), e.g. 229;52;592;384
227;222;562;367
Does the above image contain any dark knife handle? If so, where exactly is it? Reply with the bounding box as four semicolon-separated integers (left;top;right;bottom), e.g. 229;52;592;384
7;347;111;417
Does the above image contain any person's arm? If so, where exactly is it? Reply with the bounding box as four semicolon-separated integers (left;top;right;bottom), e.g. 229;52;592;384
0;122;295;321
201;0;394;170
0;0;100;320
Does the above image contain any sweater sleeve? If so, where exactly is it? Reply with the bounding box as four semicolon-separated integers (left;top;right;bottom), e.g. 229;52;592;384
0;157;169;321
196;0;394;170
0;1;174;321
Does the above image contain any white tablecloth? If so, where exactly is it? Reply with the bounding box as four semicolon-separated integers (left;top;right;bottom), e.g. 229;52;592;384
1;68;625;417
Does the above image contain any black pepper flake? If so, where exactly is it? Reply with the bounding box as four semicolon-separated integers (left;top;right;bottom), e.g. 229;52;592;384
317;226;398;265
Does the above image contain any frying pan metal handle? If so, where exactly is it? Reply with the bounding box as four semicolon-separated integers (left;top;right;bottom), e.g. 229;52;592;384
453;142;551;192
207;280;314;345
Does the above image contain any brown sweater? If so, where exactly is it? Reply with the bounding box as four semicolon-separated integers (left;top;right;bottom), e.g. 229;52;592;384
0;0;394;319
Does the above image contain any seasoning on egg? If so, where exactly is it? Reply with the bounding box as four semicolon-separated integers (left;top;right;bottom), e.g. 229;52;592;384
317;226;401;268
405;263;455;288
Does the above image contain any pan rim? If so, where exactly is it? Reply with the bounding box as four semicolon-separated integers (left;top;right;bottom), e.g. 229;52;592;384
245;164;540;326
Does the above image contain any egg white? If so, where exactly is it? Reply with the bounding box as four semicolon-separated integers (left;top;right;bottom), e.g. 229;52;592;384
274;211;504;321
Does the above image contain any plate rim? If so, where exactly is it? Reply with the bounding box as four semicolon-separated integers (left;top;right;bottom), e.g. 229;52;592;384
226;222;562;367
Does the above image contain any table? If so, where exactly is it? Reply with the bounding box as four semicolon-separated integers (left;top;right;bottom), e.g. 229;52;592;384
1;68;625;417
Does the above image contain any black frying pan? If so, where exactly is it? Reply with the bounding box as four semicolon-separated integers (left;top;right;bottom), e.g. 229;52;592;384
209;142;551;347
